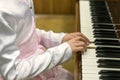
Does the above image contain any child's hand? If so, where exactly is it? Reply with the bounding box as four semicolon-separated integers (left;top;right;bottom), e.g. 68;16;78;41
62;32;90;44
67;34;90;53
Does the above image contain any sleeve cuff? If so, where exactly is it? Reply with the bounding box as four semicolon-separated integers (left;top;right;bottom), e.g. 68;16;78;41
58;33;67;44
59;42;72;63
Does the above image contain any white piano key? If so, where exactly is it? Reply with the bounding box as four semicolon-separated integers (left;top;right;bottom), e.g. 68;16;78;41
82;78;99;80
82;65;98;70
82;55;97;59
82;77;100;80
82;69;101;74
88;43;96;48
82;58;98;61
80;0;94;42
82;49;96;59
82;60;98;65
82;73;100;78
83;49;96;55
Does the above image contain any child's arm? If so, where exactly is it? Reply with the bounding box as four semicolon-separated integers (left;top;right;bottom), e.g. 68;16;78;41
36;29;90;49
0;10;72;80
0;9;89;80
36;29;66;48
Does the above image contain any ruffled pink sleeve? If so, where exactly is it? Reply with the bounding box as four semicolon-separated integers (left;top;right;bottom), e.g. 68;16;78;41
36;29;66;48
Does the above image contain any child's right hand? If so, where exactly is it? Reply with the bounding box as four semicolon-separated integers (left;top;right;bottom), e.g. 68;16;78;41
67;36;89;53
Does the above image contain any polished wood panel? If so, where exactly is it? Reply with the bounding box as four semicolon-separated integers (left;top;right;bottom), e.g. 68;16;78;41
33;0;51;14
33;0;75;14
53;0;75;14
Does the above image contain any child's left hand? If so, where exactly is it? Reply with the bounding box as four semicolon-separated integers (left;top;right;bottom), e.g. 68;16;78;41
62;32;90;44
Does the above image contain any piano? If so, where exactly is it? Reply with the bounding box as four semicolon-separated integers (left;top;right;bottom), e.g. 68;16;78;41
74;0;120;80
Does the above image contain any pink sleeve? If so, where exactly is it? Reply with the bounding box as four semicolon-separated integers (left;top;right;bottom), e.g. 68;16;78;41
36;29;66;48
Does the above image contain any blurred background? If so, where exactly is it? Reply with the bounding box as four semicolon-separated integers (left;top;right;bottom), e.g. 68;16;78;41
33;0;76;74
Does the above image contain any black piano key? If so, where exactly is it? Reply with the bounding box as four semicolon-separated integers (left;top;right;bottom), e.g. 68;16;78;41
96;47;120;58
93;31;116;35
92;17;112;22
91;12;110;16
96;53;120;58
95;39;120;45
92;16;111;19
90;1;106;6
95;39;112;42
94;39;120;46
91;12;110;17
90;3;106;6
90;7;109;12
91;9;108;13
96;50;120;54
98;63;120;68
93;33;117;38
97;59;120;63
99;70;120;76
91;15;110;19
95;41;119;46
91;11;110;16
90;2;107;6
100;75;120;80
97;59;120;68
92;20;112;23
91;10;109;14
90;5;107;8
93;29;116;35
92;17;111;21
96;47;120;52
94;34;117;38
93;30;116;35
92;19;112;23
96;50;120;55
93;24;114;29
90;6;108;10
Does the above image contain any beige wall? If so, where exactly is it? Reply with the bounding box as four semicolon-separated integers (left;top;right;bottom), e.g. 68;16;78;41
33;0;75;14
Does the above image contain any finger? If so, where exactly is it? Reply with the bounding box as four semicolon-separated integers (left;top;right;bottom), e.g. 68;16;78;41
70;32;90;45
69;33;78;38
74;37;89;45
74;41;87;47
75;47;86;53
77;44;87;52
75;32;90;43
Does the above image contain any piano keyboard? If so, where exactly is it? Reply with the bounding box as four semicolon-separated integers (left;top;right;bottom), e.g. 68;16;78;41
80;0;120;80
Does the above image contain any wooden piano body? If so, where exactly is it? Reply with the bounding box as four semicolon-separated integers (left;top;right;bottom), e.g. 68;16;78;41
75;0;120;80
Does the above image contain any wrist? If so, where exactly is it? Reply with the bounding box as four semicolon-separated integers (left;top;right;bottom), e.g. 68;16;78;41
62;33;69;43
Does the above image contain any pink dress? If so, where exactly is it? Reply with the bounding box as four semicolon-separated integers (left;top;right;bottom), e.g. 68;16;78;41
0;0;73;80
